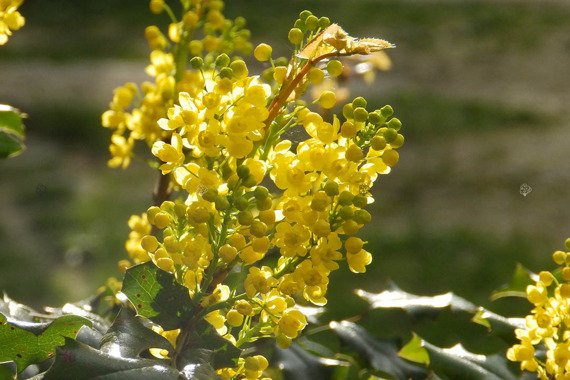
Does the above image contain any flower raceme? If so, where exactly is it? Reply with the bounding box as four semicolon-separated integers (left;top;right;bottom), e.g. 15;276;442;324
106;2;401;378
508;238;570;379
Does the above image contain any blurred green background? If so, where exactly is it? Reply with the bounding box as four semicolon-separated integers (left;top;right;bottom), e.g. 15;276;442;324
1;0;570;350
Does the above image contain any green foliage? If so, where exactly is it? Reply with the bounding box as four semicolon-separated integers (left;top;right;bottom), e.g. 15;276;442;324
490;263;536;301
121;262;195;330
37;338;180;380
0;106;25;159
0;312;90;374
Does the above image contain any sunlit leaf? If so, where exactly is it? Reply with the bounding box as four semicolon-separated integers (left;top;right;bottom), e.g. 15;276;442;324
0;105;25;158
121;262;195;330
490;263;537;301
38;338;179;380
398;333;429;366
0;313;91;373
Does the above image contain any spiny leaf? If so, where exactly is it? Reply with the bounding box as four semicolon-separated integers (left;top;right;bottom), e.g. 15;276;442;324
121;262;195;330
273;343;349;380
100;308;173;359
38;338;179;380
0;105;25;158
490;263;537;301
330;320;426;379
356;286;523;334
398;333;429;366
0;313;91;373
399;334;517;380
178;320;241;371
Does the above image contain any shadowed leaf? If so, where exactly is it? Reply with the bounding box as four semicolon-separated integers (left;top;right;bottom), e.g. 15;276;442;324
100;308;173;359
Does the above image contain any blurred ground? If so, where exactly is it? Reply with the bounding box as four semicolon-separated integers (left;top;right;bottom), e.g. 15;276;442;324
1;0;569;337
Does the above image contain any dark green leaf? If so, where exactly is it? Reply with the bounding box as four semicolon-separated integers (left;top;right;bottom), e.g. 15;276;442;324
0;106;25;159
357;286;523;333
100;308;173;359
490;263;537;301
330;320;426;379
122;262;195;330
39;338;179;380
0;313;91;373
399;334;517;380
273;343;348;380
178;320;241;371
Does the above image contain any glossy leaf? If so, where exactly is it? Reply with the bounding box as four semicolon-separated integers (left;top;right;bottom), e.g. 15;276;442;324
178;320;241;371
398;333;429;366
273;343;348;380
399;334;517;380
0;313;91;373
0;106;25;158
357;286;524;333
490;263;537;301
330;320;426;379
100;308;173;359
38;338;179;380
122;262;195;330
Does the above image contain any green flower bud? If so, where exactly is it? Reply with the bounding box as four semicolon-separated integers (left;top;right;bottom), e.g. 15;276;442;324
370;135;387;151
242;176;258;188
215;196;230;211
254;43;272;62
318;16;331;28
326;60;343;77
190;56;204;69
215;53;230;67
250;221;268;237
368;111;382;125
237;210;254;225
353;209;372;224
230;60;248;79
305;15;319;30
353;107;368;123
254;186;269;200
380;105;394;118
352;97;367;109
236;165;250;180
338;191;354;206
288;28;304;45
352;195;368;208
324;181;339;196
338;206;354;220
299;10;312;22
383;127;397;143
219;67;233;78
256;197;273;211
387;117;402;131
390;134;405;148
342;103;354;119
345;144;364;162
382;150;399;166
235;197;250;211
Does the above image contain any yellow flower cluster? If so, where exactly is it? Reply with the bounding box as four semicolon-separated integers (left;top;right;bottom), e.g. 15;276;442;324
112;3;399;378
102;0;251;169
0;0;25;45
508;238;570;379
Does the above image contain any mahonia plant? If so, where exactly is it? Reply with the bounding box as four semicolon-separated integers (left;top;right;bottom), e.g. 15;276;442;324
508;237;570;379
0;0;25;45
103;1;402;378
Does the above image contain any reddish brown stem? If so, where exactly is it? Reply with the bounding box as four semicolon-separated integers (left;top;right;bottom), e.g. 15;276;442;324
152;172;171;206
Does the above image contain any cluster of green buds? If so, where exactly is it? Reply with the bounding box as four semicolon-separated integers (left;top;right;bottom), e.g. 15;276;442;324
106;2;401;378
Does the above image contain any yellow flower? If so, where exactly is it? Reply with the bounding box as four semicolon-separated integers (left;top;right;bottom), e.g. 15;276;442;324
274;222;311;257
276;308;307;342
244;266;277;298
0;0;25;45
108;134;134;169
152;133;185;174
